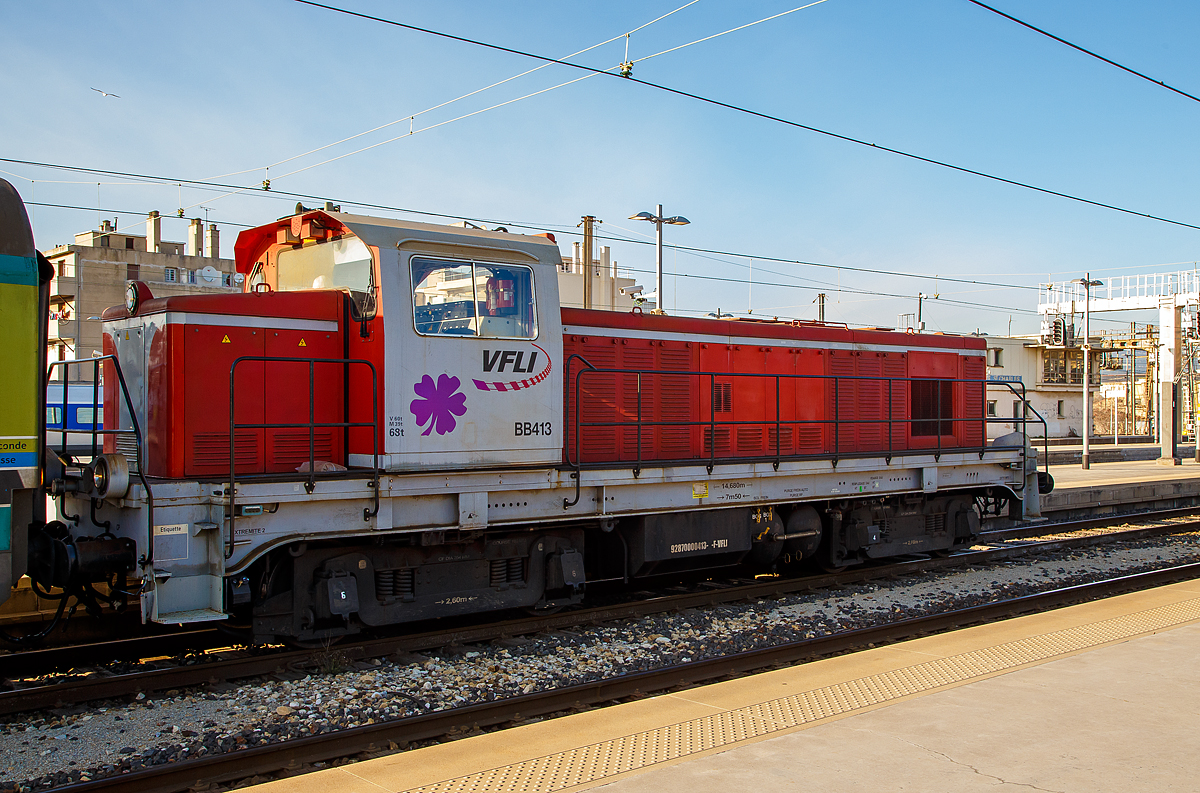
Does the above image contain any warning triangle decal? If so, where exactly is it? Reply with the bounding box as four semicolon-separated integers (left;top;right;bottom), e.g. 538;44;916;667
298;338;307;347
221;335;231;343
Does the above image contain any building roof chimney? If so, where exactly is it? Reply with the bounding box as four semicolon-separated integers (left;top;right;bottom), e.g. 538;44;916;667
186;218;203;257
146;211;161;253
205;223;220;259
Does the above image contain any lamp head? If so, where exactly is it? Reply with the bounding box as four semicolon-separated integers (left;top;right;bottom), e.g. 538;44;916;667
628;211;657;222
664;216;689;226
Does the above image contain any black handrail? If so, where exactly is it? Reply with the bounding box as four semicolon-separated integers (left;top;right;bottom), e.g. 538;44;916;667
563;366;1024;508
46;356;156;566
227;356;380;559
564;353;597;508
988;379;1051;484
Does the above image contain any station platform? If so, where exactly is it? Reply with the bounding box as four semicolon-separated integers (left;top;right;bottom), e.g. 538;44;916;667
253;578;1200;793
1043;455;1200;516
1040;440;1195;465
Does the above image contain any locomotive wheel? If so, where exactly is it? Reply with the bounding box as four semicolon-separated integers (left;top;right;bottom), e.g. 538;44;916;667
819;561;848;574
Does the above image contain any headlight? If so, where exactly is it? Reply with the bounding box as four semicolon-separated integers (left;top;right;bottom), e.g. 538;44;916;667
125;281;140;315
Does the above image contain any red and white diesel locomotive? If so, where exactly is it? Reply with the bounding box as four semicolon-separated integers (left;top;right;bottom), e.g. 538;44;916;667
29;208;1046;643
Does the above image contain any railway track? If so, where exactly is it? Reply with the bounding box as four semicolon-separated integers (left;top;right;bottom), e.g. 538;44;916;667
36;559;1200;793
2;500;1194;667
2;507;1197;718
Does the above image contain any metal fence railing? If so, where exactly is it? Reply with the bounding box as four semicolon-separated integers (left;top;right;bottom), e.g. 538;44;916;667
47;355;156;564
227;356;380;559
564;355;1046;509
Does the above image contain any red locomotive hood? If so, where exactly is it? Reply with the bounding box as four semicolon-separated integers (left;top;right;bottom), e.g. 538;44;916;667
101;286;345;322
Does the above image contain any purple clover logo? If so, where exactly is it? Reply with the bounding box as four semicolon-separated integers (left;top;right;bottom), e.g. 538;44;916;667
410;374;467;436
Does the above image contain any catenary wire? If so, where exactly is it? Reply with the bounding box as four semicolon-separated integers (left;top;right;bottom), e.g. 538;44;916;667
203;1;823;196
199;0;700;181
22;191;1139;326
291;0;1200;233
2;157;1051;294
963;0;1200;104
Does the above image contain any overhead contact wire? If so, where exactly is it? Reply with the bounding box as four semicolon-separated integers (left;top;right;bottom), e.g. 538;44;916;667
292;0;1200;232
963;0;1200;104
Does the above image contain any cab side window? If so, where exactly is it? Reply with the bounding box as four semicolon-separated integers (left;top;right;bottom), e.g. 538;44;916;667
411;257;536;339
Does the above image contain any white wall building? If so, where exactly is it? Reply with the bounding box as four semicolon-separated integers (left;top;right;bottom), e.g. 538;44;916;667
982;335;1102;439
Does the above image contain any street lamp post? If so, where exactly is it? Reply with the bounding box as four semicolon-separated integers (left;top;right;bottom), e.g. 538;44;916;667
629;204;689;314
1073;274;1103;469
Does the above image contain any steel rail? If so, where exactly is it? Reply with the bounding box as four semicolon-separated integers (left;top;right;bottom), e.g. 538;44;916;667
44;561;1200;793
3;512;1198;717
3;501;1196;678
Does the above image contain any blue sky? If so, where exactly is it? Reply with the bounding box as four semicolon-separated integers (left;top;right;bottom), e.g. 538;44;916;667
3;0;1199;334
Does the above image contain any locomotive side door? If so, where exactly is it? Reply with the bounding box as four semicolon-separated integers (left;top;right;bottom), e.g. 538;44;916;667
381;241;563;470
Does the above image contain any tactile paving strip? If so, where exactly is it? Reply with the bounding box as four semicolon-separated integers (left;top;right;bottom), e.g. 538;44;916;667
405;597;1200;793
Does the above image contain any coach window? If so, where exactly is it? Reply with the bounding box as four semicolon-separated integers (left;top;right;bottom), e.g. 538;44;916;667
276;236;376;319
411;257;536;339
76;406;102;429
911;379;953;436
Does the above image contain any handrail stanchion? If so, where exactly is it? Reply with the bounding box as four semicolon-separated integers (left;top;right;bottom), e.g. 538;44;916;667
90;359;100;460
366;364;380;521
979;375;987;460
229;355;382;553
708;373;716;475
59;375;69;459
228;358;238;559
935;379;942;462
833;377;840;467
634;372;643;478
563;354;596;509
307;359;316;495
773;376;781;471
886;377;894;464
48;355;155;566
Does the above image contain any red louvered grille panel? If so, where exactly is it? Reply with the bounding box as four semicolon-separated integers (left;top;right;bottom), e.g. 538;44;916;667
658;347;695;457
829;353;857;452
621;347;655;461
563;327;979;466
961;356;985;447
883;356;909;448
268;430;335;471
568;342;618;462
769;425;794;455
190;432;261;475
703;425;732;456
857;356;884;450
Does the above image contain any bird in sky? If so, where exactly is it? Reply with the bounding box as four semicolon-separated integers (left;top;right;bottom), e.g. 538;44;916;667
90;87;120;98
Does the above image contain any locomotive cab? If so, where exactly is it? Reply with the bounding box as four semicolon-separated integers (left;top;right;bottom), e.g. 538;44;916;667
233;210;565;472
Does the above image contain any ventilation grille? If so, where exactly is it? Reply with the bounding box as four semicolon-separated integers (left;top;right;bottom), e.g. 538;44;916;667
768;426;793;455
712;382;733;413
703;426;731;456
925;512;947;535
192;432;259;468
269;430;335;469
114;433;140;471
